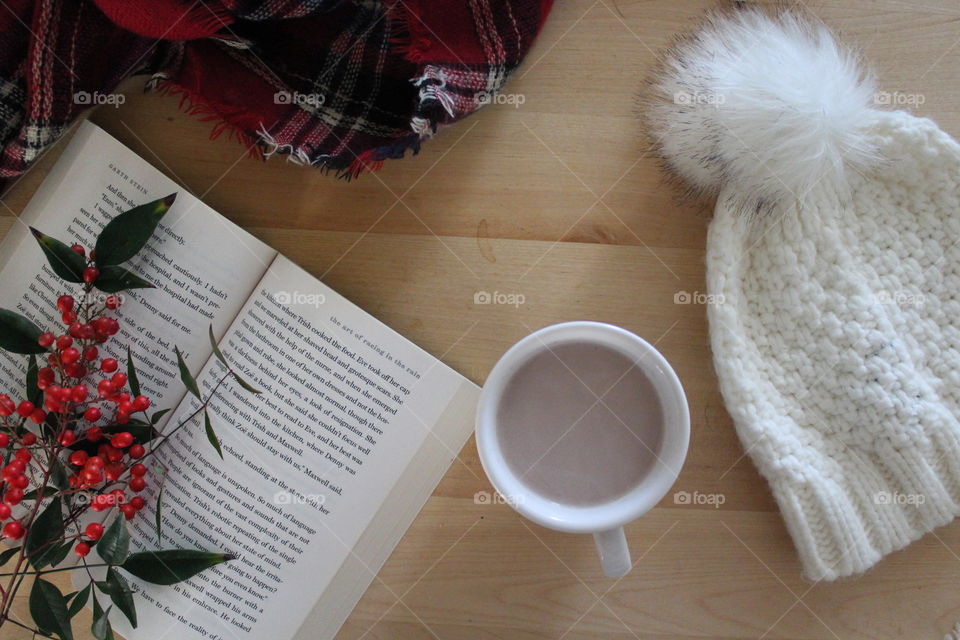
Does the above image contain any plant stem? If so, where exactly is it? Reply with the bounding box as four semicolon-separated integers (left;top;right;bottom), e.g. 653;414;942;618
0;562;108;577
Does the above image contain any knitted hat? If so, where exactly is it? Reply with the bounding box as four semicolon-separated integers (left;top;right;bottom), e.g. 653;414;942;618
648;7;960;581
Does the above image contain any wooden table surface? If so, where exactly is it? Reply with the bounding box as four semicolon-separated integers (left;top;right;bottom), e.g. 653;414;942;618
3;1;960;639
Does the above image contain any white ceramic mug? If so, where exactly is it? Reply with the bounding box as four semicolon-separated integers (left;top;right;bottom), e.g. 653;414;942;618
476;321;690;578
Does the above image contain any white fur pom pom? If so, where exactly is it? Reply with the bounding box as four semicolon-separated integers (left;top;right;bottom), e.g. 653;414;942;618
647;8;880;207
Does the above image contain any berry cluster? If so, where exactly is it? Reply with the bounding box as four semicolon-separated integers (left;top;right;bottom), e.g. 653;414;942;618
0;250;154;551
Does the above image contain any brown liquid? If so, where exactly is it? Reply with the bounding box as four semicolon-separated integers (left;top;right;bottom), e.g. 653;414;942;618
496;342;664;507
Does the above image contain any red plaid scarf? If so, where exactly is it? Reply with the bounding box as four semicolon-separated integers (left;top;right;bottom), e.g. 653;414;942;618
0;0;552;186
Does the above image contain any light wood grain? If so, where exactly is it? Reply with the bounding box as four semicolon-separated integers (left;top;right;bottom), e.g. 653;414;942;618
3;1;960;638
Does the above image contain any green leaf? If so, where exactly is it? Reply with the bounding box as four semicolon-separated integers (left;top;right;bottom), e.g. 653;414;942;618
49;457;70;490
94;265;154;294
94;193;176;266
126;345;141;398
97;516;130;565
23;486;60;501
150;408;171;425
209;325;227;366
121;550;234;585
91;602;113;640
0;545;20;566
203;410;223;459
25;497;64;569
102;568;137;628
0;308;46;354
68;583;92;618
29;578;74;640
155;482;165;547
26;354;43;406
34;540;73;570
175;347;200;399
30;228;85;283
90;591;117;640
231;371;261;395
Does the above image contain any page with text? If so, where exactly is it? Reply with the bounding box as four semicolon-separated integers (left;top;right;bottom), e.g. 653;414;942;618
116;255;476;640
0;122;276;418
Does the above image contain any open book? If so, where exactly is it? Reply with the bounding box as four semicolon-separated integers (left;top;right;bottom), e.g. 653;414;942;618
0;122;479;640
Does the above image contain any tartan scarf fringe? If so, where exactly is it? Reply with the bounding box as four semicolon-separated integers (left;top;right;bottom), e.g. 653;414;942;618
0;0;553;185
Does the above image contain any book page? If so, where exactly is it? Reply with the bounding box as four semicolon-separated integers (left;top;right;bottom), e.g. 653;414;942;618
0;122;276;417
117;255;479;640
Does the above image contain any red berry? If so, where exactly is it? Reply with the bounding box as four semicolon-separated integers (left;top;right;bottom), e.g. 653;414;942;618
1;521;24;540
16;401;33;418
86;427;103;442
56;295;74;314
132;395;150;412
37;332;54;348
105;464;124;483
56;334;73;350
0;504;10;520
111;372;127;388
59;430;76;446
131;463;147;476
7;460;25;475
101;358;118;374
71;385;88;402
11;475;28;489
0;434;7;448
61;311;77;324
110;433;134;449
85;522;104;540
28;408;46;424
68;450;88;466
75;541;91;557
129;476;146;492
0;395;13;417
84;455;104;469
82;468;103;485
106;446;124;463
14;448;30;462
21;433;36;446
83;266;99;283
120;504;136;520
97;380;115;399
78;324;95;340
130;496;145;510
128;444;145;459
4;489;24;505
60;347;80;366
70;244;85;257
83;407;102;422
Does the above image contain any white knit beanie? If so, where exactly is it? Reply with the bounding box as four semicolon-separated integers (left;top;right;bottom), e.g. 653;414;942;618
648;7;960;581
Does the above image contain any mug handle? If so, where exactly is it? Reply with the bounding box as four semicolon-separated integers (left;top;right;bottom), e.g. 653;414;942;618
593;527;631;578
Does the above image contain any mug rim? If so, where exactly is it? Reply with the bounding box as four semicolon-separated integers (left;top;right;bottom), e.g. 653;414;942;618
475;321;690;533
